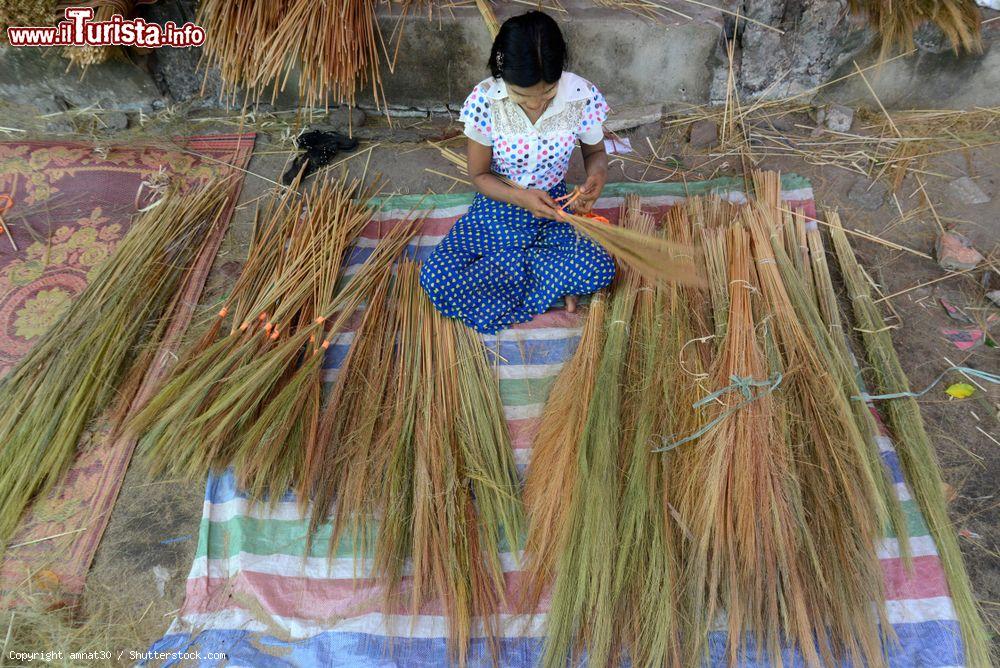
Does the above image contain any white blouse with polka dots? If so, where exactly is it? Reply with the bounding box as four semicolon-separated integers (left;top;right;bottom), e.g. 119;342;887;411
459;72;610;191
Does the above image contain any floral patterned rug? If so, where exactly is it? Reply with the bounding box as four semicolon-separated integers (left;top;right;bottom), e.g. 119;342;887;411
0;134;255;602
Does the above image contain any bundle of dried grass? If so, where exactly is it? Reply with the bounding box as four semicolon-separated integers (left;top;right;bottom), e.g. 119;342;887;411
196;0;287;105
848;0;982;59
306;260;522;665
127;177;411;501
199;0;384;109
745;207;890;666
63;1;134;69
0;179;234;548
530;198;685;667
673;223;825;664
521;292;606;610
560;208;705;288
828;211;992;668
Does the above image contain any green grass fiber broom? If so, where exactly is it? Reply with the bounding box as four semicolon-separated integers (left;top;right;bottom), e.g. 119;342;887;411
828;210;992;668
0;179;235;548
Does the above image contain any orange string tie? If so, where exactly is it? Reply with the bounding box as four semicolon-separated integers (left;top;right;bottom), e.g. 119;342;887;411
264;321;273;333
315;316;325;324
258;312;268;322
321;340;330;350
218;307;229;318
270;329;280;340
584;213;610;224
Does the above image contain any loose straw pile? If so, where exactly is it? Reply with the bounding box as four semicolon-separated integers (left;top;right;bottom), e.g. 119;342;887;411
0;180;235;548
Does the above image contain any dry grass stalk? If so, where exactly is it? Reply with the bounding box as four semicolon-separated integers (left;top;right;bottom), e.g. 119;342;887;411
0;180;235;548
828;211;992;668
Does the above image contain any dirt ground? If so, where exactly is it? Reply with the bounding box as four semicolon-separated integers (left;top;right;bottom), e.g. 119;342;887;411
2;101;994;658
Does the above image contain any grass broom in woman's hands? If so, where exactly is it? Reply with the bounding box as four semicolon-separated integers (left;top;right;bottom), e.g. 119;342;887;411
0;179;234;547
559;201;706;288
828;211;992;668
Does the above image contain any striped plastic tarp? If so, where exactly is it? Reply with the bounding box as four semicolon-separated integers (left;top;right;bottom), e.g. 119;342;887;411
147;176;965;667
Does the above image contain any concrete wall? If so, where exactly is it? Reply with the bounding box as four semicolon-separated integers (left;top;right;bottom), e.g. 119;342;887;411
369;1;723;111
0;0;997;123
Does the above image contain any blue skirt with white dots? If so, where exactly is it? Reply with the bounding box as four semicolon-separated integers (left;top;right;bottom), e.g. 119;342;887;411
419;182;616;334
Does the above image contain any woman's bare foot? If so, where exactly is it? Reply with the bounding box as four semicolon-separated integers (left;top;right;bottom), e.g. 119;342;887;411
565;295;578;313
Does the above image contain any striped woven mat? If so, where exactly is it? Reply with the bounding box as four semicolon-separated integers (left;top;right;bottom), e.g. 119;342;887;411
148;176;965;667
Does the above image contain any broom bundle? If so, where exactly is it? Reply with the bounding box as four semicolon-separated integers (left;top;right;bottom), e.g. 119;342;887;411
126;176;417;501
199;0;384;109
848;0;982;59
63;0;134;68
0;179;235;548
304;259;522;665
524;197;690;666
828;211;992;668
525;173;949;666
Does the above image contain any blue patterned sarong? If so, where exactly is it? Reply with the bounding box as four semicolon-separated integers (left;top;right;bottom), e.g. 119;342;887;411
419;182;615;334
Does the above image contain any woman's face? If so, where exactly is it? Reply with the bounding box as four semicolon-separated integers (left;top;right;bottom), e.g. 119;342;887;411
507;80;559;114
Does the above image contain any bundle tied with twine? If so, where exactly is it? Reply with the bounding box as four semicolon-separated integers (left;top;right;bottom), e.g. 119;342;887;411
0;179;235;548
302;259;523;666
828;210;992;668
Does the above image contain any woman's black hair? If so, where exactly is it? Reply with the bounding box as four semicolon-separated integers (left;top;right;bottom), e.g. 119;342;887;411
488;11;567;87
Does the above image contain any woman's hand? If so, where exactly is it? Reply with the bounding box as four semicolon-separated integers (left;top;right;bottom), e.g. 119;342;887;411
574;169;607;215
516;188;564;221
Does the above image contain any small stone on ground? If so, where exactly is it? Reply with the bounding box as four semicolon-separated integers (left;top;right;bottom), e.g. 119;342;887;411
936;231;984;271
823;104;854;133
947;176;991;205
